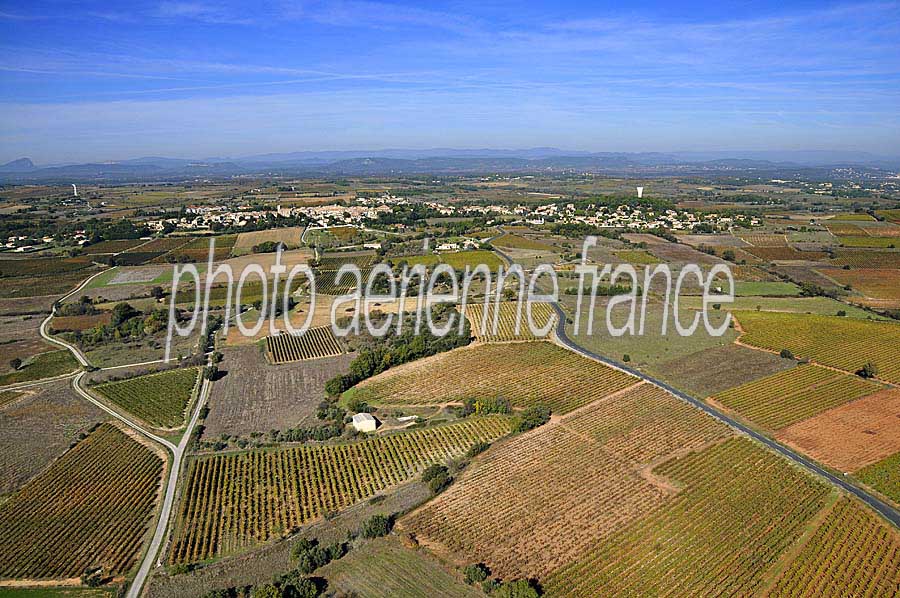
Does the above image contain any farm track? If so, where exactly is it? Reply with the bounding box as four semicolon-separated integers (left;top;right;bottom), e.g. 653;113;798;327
36;266;215;597
490;234;900;529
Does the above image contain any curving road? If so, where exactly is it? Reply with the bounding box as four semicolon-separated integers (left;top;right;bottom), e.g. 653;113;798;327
489;232;900;528
37;267;213;597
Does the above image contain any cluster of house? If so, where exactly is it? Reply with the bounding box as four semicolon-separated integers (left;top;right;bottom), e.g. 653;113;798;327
4;231;90;252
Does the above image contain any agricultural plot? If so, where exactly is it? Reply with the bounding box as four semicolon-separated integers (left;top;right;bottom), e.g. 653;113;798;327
316;252;378;270
315;267;373;294
560;383;731;464
837;235;898;248
710;363;880;430
0;256;94;278
168;416;512;562
859;222;900;237
403;423;669;579
738;233;788;246
769;498;900;596
735;310;900;383
205;347;353;436
125;237;192;254
0;380;104;494
352;341;637;415
856;452;900;505
817;267;900;308
743;246;828;261
81;239;147;254
157;234;237;262
826;223;868;236
679;295;881;319
233;227;305;255
614;249;659;264
436;249;504;270
876;208;900;223
0;390;23;409
832;249;900;268
320;537;481;598
0;423;163;579
93;367;200;429
0;349;79;387
49;312;111;332
265;326;345;363
464;301;555;342
776;389;900;472
653;344;795;398
733;281;800;296
404;383;731;582
544;437;831;597
491;233;553;251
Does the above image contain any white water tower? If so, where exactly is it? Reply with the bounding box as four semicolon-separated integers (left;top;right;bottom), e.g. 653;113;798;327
72;184;78;197
636;186;644;199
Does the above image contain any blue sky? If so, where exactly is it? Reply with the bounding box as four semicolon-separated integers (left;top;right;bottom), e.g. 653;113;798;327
1;0;899;163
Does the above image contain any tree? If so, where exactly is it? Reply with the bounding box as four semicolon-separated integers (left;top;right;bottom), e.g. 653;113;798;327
9;358;22;371
493;579;542;598
464;563;490;584
361;514;393;538
150;286;165;299
250;583;280;598
857;362;879;379
111;302;139;327
204;364;219;381
514;404;551;433
779;348;794;360
80;567;103;587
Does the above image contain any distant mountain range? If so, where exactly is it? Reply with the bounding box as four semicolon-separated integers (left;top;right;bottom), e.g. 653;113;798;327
1;149;897;183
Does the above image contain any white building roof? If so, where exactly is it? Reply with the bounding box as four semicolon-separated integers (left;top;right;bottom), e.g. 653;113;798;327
352;413;376;424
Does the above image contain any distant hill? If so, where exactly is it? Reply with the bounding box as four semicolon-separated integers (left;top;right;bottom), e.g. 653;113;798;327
0;158;35;172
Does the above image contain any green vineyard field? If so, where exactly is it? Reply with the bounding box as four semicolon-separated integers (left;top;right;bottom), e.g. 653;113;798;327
93;367;200;428
168;416;512;563
464;301;555;342
735;310;900;384
265;326;344;363
711;364;881;430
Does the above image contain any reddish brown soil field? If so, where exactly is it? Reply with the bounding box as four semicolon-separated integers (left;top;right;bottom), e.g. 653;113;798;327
49;312;112;332
776;388;900;472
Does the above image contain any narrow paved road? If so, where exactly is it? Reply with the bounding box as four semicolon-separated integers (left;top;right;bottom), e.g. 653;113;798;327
37;267;213;597
489;235;900;528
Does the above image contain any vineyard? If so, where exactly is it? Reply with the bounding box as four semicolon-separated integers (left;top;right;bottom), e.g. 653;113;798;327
561;383;731;464
0;390;22;409
0;256;94;278
265;326;345;363
743;247;828;261
543;438;831;597
837;235;897;248
352;341;637;414
464;301;555;342
769;498;900;596
93;367;200;428
825;222;868;236
492;233;553;251
317;253;379;270
0;423;163;579
711;363;881;430
817;267;900;307
737;233;788;246
402;383;731;579
168;416;512;563
832;249;900;268
856;452;900;505
81;239;147;254
315;267;373;295
735;310;900;384
776;389;900;472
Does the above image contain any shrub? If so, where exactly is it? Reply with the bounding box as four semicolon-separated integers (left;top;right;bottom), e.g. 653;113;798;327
837;310;847;317
622;354;631;362
361;514;393;538
466;440;490;458
421;464;448;483
857;362;879;379
513;404;551;433
493;579;542;597
464;563;490;584
779;348;794;360
427;470;452;494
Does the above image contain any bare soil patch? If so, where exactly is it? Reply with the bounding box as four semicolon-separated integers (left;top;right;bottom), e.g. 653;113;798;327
776;388;900;472
203;345;353;437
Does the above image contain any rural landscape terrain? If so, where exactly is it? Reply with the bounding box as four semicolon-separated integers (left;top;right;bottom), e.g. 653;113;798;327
1;163;899;597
